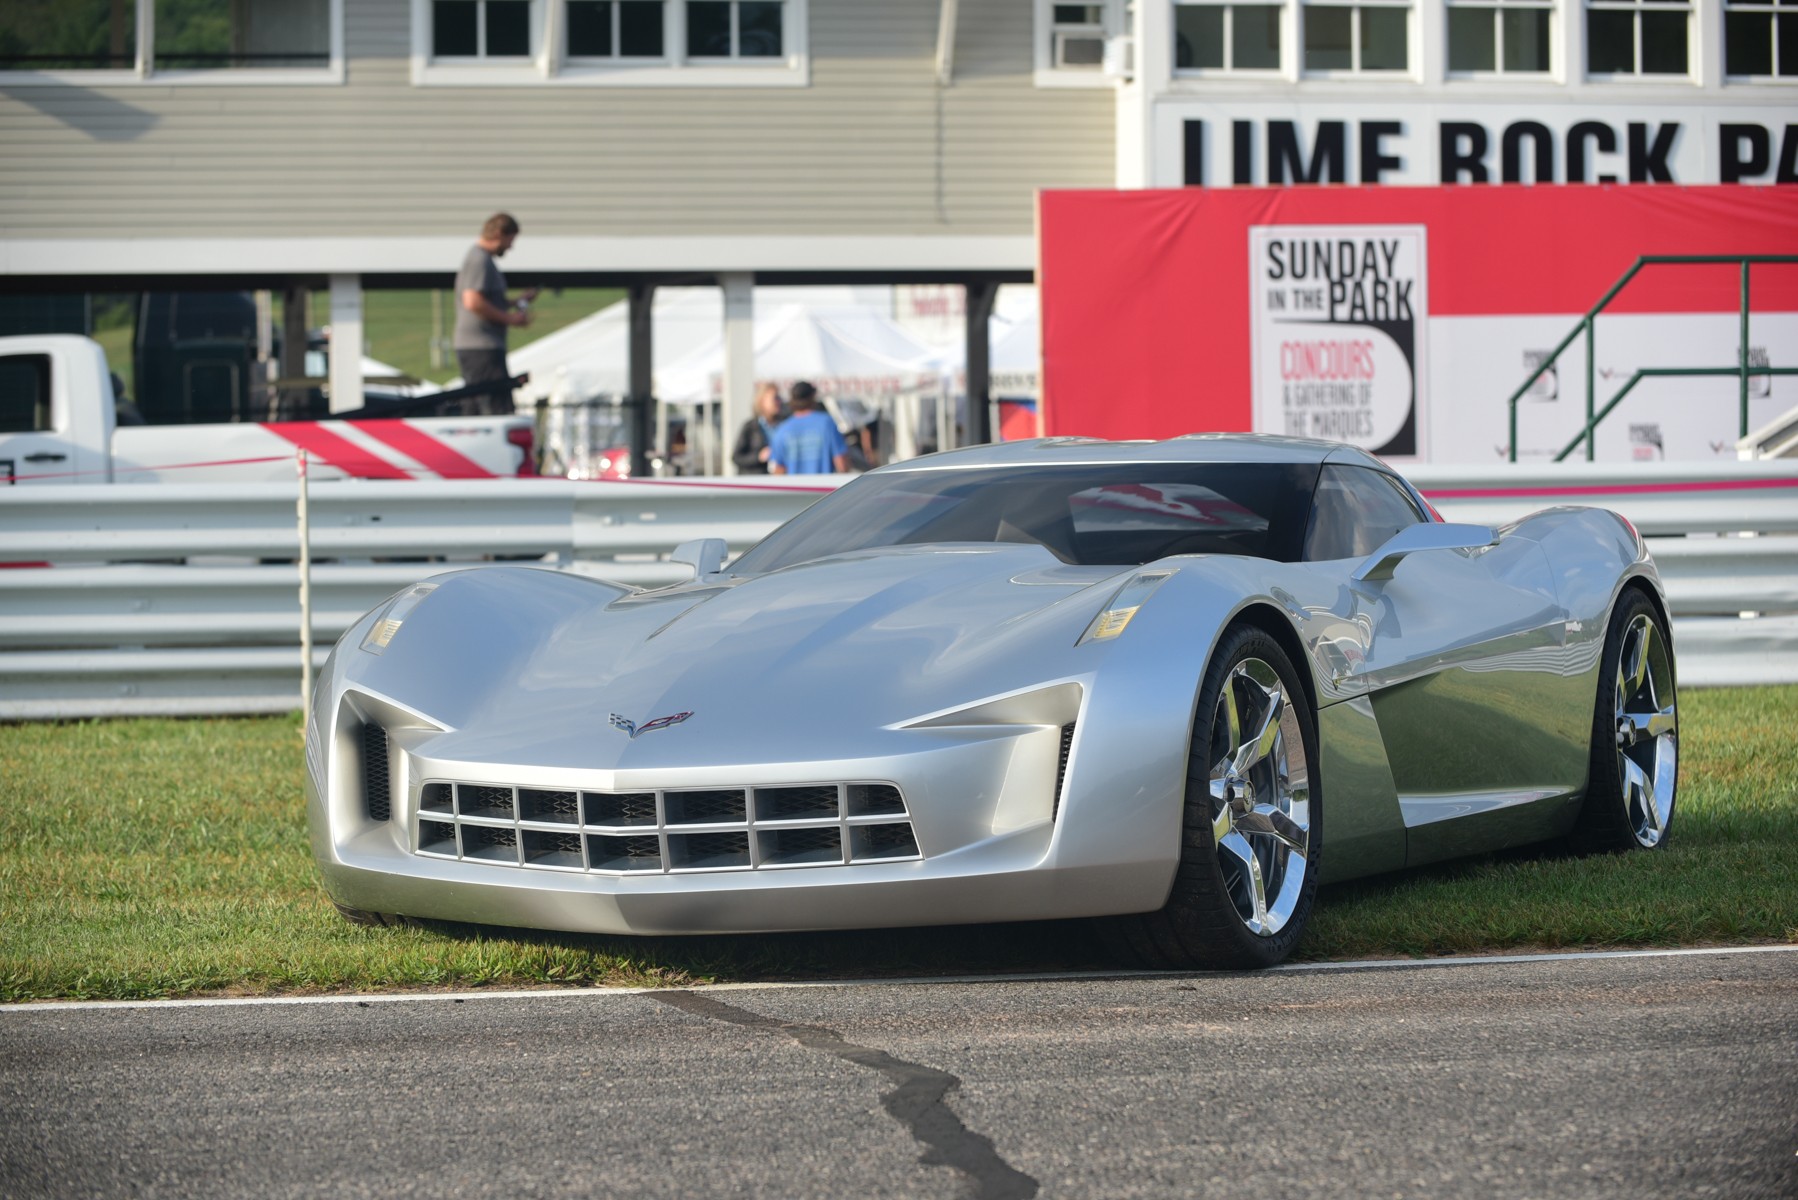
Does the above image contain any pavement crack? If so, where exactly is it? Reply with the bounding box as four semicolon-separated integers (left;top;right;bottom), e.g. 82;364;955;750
648;990;1038;1200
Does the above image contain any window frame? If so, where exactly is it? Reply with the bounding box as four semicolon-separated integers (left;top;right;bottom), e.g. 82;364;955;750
684;0;786;61
1172;0;1289;77
0;353;55;436
430;0;540;62
1300;0;1418;78
562;0;668;61
1033;0;1125;88
412;0;808;86
0;0;345;87
1583;0;1694;80
1721;0;1796;81
1443;0;1557;78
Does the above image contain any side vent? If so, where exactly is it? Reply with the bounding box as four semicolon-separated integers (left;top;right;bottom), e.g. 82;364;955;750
361;722;392;823
1054;723;1076;820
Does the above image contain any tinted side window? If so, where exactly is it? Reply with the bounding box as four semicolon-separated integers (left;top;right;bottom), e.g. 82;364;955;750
0;355;51;435
1304;465;1425;561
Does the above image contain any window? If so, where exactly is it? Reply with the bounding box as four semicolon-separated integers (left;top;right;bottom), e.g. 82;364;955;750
1725;0;1795;77
1446;0;1551;73
1304;1;1410;72
731;463;1320;574
567;0;664;57
1586;0;1689;75
0;0;136;70
1175;3;1283;71
687;1;782;57
415;0;802;83
0;0;341;80
0;355;53;436
1051;4;1109;68
154;0;330;70
1034;0;1120;84
1303;466;1424;563
434;0;533;57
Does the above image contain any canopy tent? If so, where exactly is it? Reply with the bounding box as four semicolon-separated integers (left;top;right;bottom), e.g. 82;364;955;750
653;301;947;403
505;284;1041;472
988;306;1041;399
504;288;725;408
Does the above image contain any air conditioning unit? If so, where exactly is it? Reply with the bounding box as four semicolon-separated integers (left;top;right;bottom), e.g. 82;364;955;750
1102;34;1135;78
1054;30;1106;68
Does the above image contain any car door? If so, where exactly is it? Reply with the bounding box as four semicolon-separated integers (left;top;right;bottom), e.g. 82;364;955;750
1305;464;1583;864
0;346;106;486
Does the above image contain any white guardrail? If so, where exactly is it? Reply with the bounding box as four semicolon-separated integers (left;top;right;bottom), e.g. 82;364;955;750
1;463;1793;718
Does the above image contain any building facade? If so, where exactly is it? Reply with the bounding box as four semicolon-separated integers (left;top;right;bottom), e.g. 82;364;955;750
5;1;1790;271
1;1;1788;437
0;1;1119;279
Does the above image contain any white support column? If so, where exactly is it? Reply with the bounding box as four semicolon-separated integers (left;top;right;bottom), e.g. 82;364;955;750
936;0;959;84
328;273;365;414
720;272;755;477
1117;0;1169;187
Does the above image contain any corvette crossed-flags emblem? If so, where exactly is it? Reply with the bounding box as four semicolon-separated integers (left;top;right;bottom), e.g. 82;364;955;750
609;711;693;739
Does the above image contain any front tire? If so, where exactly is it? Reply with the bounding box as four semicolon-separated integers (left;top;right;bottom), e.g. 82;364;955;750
1104;624;1321;970
1570;589;1679;853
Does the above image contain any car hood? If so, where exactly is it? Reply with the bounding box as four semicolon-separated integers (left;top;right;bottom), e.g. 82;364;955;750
416;545;1126;770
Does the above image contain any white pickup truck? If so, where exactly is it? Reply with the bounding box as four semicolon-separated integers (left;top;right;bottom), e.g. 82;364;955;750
0;335;535;485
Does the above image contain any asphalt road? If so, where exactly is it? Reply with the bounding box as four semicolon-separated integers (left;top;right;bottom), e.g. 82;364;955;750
2;947;1794;1199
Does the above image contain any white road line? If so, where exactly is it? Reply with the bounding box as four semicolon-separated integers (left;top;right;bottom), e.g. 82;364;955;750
4;943;1794;1014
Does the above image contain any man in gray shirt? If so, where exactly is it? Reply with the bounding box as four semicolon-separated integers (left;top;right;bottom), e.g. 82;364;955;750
454;212;537;414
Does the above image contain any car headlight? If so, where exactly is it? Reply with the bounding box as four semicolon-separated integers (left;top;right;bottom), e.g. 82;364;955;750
1078;570;1173;645
360;582;439;655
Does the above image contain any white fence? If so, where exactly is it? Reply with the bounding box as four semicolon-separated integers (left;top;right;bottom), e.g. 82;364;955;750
2;463;1793;718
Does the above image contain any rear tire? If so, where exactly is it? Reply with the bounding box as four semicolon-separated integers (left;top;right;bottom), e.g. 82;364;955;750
1569;590;1678;854
1102;624;1321;970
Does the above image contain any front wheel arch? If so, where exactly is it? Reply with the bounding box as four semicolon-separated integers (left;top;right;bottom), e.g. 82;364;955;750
1099;617;1323;970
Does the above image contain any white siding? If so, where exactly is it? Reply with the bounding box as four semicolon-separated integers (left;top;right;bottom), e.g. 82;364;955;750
0;1;1115;241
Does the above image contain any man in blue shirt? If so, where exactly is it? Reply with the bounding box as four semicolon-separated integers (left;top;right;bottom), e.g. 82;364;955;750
768;381;849;474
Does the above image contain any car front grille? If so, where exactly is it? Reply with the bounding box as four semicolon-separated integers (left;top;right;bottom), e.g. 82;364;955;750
410;781;921;875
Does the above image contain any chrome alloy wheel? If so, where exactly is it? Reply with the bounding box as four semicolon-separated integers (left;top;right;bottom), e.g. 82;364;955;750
1207;658;1311;936
1613;613;1678;848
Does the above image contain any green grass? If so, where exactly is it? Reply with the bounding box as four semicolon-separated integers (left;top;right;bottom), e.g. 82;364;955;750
3;687;1794;1002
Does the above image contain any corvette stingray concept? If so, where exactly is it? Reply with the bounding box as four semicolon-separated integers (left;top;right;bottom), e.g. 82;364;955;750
308;434;1679;968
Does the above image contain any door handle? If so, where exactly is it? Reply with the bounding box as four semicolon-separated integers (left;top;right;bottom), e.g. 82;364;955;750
23;452;67;462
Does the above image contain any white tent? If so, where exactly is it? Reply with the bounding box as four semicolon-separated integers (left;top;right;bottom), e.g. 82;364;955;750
508;284;1041;472
989;307;1041;399
654;301;947;403
505;288;725;408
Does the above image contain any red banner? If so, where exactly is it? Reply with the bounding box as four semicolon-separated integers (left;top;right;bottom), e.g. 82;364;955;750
1039;185;1798;460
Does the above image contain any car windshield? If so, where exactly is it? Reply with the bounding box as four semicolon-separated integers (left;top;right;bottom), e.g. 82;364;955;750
733;462;1320;573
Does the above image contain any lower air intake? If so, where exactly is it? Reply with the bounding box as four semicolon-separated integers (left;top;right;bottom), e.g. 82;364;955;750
361;723;391;824
1055;723;1076;820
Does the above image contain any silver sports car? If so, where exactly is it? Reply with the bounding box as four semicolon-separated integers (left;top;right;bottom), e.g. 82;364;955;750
308;434;1679;968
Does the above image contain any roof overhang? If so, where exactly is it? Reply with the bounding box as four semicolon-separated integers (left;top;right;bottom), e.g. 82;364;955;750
0;233;1036;291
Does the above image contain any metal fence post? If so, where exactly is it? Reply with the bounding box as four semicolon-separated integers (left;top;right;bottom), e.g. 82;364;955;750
297;449;313;725
1584;318;1596;462
1740;259;1752;439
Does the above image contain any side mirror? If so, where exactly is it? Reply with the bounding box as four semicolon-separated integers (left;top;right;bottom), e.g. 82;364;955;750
1352;523;1499;583
671;537;729;580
